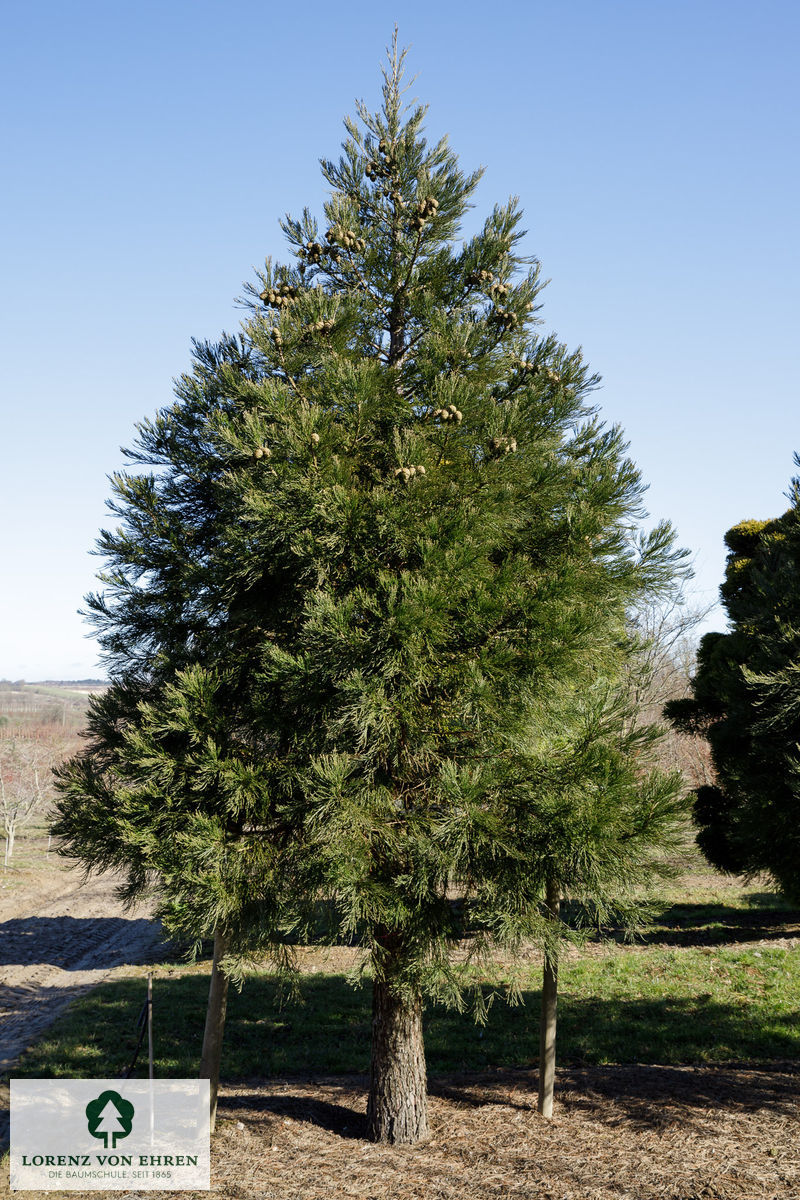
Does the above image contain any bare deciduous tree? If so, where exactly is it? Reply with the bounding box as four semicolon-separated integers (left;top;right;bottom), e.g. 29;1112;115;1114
0;737;66;865
625;594;715;791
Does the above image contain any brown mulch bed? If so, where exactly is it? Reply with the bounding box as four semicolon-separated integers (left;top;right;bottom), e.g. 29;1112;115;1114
209;1065;799;1200
2;1065;797;1198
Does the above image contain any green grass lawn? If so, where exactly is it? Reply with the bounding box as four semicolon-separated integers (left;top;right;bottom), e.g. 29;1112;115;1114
11;941;800;1082
7;859;800;1084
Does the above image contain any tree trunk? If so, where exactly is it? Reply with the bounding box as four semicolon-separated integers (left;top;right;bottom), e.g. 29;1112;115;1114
199;928;229;1132
537;878;561;1119
367;978;429;1144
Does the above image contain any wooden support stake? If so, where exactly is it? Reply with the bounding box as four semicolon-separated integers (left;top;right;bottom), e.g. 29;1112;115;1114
147;973;155;1147
147;973;154;1079
537;878;561;1119
200;928;230;1133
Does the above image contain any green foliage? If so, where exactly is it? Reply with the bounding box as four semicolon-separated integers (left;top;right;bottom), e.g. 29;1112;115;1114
52;668;296;980
53;41;688;1009
667;460;800;899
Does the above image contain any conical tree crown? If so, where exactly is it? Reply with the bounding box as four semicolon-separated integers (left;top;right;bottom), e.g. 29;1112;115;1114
56;40;687;998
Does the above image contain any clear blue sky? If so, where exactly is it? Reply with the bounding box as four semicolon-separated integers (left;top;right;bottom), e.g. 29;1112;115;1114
1;0;798;679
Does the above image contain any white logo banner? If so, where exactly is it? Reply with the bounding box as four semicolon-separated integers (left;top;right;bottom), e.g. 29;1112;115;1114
10;1079;210;1191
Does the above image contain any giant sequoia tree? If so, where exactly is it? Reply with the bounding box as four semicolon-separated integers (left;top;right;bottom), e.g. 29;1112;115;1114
54;40;689;1143
667;464;800;901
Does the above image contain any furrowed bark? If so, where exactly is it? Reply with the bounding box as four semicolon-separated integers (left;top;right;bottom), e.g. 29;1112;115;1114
537;877;561;1119
367;977;429;1144
199;927;230;1131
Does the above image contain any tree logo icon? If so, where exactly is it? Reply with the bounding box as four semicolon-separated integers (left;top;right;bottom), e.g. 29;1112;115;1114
85;1090;135;1149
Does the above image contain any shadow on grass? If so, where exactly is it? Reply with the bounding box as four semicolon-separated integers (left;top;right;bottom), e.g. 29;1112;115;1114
626;897;800;947
11;971;800;1085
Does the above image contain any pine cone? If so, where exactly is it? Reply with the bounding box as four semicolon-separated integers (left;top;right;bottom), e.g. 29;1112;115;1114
487;435;517;457
489;308;518;330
